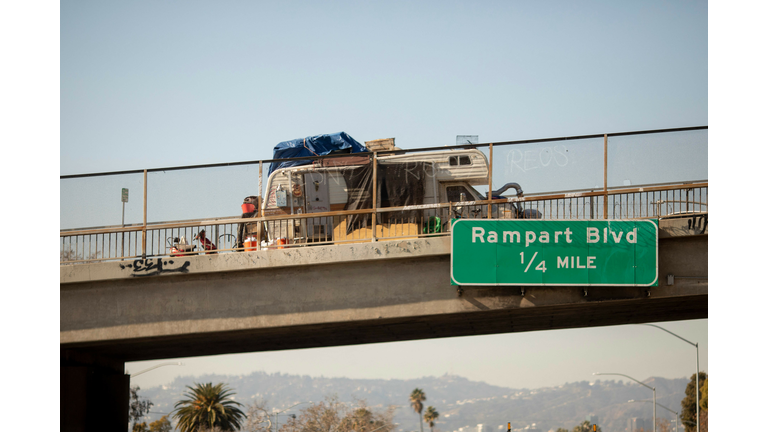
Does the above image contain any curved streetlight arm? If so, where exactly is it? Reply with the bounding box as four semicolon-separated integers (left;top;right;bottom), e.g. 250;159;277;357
640;324;697;348
639;323;701;432
594;373;655;432
593;373;654;391
628;400;677;416
131;362;183;377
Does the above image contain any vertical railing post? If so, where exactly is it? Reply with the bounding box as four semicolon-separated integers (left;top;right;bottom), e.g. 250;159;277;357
258;161;263;218
142;169;148;259
288;173;294;215
257;161;263;251
121;205;125;261
487;143;493;219
372;152;378;242
603;134;608;219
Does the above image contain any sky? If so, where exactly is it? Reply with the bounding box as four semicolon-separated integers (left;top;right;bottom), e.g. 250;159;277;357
11;0;767;429
59;0;708;175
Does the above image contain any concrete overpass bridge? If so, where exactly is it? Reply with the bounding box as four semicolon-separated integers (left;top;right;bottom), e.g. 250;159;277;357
60;127;707;431
60;193;707;432
61;219;707;362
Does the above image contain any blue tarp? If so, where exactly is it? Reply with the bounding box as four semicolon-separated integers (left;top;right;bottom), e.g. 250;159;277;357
268;132;367;176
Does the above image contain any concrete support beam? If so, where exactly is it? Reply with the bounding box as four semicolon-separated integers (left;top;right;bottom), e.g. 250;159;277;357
60;352;129;432
61;234;707;362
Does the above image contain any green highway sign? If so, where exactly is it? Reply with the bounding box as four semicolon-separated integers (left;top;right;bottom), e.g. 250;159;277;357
450;219;658;286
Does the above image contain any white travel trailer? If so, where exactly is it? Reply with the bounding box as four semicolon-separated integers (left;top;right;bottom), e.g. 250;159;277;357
244;148;534;247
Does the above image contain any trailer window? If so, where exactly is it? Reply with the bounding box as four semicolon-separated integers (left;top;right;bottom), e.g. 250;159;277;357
449;156;472;166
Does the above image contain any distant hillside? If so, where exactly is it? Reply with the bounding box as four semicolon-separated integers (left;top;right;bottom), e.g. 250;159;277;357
138;373;687;432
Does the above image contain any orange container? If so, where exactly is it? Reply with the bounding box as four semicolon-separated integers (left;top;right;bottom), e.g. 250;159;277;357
244;237;258;252
277;238;288;249
241;203;256;213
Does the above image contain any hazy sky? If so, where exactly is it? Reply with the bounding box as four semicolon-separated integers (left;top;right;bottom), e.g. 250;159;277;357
54;0;716;409
126;320;708;392
60;0;707;175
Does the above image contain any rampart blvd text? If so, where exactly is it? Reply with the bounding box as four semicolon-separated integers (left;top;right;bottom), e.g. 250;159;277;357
451;219;658;286
470;226;638;246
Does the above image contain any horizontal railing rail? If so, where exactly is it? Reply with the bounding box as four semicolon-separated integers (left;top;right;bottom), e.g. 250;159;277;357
60;182;707;235
523;179;709;198
60;126;707;179
60;181;707;264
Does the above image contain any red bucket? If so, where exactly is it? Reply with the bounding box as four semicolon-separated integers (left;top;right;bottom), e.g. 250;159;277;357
241;203;256;213
277;238;288;249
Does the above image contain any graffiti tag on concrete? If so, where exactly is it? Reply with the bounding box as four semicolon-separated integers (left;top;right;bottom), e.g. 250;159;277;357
688;214;708;234
119;258;190;277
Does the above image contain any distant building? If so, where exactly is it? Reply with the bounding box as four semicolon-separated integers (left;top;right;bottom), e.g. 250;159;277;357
627;417;651;432
585;415;598;426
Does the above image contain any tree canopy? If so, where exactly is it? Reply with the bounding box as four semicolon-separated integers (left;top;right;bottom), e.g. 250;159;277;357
410;388;427;432
423;406;439;432
173;382;246;432
680;372;707;432
130;386;154;431
149;415;173;432
244;399;272;432
571;420;601;432
276;396;395;432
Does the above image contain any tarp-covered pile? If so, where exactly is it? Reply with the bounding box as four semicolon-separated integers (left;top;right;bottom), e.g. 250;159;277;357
268;132;366;176
341;162;431;234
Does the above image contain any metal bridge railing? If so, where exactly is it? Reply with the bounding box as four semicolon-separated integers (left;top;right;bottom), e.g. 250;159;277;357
60;181;707;264
61;126;707;264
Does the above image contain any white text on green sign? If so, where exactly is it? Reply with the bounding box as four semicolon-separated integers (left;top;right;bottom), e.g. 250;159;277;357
450;219;658;286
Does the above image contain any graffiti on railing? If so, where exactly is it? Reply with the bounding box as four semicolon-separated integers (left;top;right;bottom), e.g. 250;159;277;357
505;145;569;173
119;258;191;277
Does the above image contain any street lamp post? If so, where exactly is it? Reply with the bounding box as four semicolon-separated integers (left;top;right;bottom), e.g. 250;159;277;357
640;324;700;432
594;373;655;432
629;399;680;432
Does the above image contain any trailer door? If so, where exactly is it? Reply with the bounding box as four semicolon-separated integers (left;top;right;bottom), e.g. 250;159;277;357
304;172;332;241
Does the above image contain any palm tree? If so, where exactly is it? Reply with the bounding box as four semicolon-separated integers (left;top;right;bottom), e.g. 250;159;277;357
409;388;427;432
173;382;246;432
423;406;439;432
